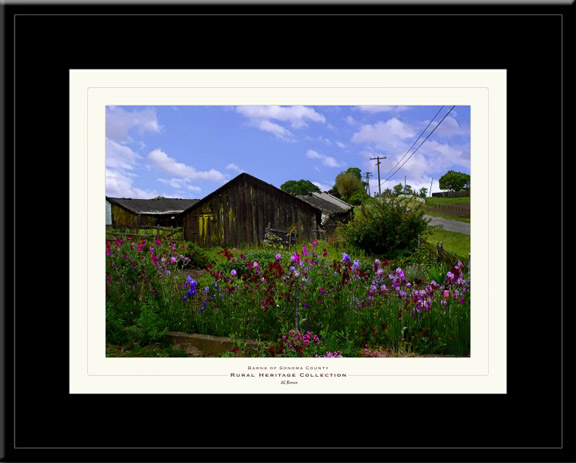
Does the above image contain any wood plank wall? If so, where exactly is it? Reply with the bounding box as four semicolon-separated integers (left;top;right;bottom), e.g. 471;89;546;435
183;176;320;247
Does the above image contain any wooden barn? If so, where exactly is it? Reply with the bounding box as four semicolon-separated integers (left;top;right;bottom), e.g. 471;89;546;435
106;197;199;229
296;192;354;236
180;173;322;247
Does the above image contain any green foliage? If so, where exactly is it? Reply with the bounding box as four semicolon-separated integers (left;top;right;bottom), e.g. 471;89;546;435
319;329;356;357
127;301;168;346
438;170;470;192
180;241;215;269
335;172;363;201
280;179;320;195
215;249;284;279
343;167;362;181
348;189;369;205
106;301;131;345
340;198;429;258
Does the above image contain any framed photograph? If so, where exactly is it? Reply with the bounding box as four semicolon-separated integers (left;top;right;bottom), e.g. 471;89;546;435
72;69;496;394
5;2;573;461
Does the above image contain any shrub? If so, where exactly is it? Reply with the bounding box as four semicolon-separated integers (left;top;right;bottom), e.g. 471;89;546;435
179;242;215;269
127;301;168;346
340;198;429;259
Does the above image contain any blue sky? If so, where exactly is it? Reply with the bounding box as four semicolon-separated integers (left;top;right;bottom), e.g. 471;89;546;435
105;105;470;199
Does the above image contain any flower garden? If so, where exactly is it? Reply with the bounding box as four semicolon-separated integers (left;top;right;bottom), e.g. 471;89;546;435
106;237;470;357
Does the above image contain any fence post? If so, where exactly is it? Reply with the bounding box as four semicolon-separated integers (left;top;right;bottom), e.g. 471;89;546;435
294;284;300;331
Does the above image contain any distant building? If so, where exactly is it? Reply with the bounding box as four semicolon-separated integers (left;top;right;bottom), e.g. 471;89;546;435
106;197;199;229
296;192;354;236
180;173;322;247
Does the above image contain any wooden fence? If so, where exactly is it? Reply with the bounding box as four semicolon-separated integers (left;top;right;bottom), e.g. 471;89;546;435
106;225;183;240
423;203;470;218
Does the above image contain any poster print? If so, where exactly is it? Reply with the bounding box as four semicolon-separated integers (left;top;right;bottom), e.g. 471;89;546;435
70;69;506;394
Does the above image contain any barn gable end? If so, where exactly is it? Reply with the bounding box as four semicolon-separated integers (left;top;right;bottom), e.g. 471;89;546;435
181;173;322;247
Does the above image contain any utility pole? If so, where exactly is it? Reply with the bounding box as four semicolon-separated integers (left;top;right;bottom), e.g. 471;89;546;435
429;177;434;197
370;155;386;198
364;172;372;196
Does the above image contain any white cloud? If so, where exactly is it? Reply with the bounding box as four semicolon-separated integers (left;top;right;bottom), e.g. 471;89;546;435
106;169;159;199
253;119;293;141
312;181;333;192
236;105;325;128
306;149;322;160
351;118;416;149
147;149;226;182
106;138;140;170
157;178;187;189
226;163;245;173
236;105;325;140
323;156;344;168
431;115;470;138
355;105;411;113
106;106;161;143
306;149;345;168
187;185;202;194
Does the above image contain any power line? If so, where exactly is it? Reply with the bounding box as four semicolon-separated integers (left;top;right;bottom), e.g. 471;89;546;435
380;105;456;189
382;105;445;180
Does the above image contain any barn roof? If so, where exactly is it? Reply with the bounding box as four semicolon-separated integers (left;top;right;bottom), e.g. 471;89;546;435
106;197;200;215
180;172;322;215
296;192;353;215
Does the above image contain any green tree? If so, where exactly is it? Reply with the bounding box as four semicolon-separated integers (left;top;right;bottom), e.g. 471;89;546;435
438;170;470;192
344;167;362;181
348;189;369;206
393;184;404;196
335;172;363;201
419;187;428;198
280;179;321;195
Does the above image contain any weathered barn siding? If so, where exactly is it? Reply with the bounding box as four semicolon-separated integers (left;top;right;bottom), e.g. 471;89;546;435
182;173;321;247
110;202;151;229
106;197;198;229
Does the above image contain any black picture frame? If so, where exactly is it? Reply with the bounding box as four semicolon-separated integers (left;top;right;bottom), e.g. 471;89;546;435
3;1;574;462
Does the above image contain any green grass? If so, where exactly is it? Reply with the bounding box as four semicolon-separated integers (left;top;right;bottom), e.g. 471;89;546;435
425;226;470;263
425;196;470;206
423;196;470;223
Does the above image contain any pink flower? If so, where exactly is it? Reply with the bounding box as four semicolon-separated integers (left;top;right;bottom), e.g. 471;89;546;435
443;290;450;299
